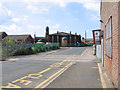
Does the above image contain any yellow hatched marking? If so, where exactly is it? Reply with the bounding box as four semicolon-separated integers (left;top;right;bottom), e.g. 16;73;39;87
35;68;65;88
19;80;32;85
28;73;43;79
12;76;28;83
35;62;74;88
2;83;21;88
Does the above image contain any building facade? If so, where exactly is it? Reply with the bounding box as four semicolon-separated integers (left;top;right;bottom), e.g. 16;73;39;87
3;34;34;43
45;26;81;46
100;1;120;88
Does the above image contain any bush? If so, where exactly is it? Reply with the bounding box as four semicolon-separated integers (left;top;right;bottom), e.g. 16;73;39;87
3;43;60;56
13;47;34;56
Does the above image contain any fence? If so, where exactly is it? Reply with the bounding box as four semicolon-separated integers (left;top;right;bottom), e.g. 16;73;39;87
0;43;33;60
0;43;60;60
62;43;94;47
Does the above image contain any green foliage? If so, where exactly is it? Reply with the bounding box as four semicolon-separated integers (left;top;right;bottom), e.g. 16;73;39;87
2;43;60;57
13;47;34;56
5;39;15;44
32;43;60;53
99;58;102;63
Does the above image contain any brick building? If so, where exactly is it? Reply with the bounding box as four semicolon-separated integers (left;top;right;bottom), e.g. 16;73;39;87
45;26;81;46
100;1;120;88
3;34;34;43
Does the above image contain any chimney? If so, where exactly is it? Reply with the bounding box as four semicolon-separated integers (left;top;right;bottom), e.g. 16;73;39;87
45;26;49;42
45;26;49;37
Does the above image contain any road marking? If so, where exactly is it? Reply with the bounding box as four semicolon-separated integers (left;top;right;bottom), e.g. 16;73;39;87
28;73;43;79
34;62;74;88
1;83;21;88
38;68;51;74
1;55;74;88
80;48;88;56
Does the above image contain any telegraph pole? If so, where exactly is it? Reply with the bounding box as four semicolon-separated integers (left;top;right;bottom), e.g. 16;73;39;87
34;32;36;43
85;30;87;43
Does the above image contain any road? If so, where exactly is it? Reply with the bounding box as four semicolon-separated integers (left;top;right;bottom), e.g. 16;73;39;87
0;47;101;88
0;47;86;88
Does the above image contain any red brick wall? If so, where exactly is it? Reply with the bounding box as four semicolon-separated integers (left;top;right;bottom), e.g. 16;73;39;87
118;2;120;89
26;35;34;43
101;1;119;88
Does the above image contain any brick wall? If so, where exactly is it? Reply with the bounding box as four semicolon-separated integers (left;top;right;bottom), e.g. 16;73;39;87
26;35;34;43
118;2;120;89
101;1;120;88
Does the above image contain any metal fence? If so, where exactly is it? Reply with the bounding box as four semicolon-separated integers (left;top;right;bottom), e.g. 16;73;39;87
0;43;33;60
0;43;60;61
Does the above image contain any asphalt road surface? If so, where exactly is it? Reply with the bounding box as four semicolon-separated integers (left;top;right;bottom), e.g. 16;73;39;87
1;47;90;88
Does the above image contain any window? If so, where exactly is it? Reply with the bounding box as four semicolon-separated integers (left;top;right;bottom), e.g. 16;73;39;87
106;17;112;58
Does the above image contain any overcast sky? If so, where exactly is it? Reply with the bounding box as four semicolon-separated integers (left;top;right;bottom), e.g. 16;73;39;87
0;0;101;38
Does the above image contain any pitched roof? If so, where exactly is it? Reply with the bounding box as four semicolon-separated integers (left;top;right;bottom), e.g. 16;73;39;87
49;32;75;36
3;34;33;41
0;32;7;40
0;32;7;36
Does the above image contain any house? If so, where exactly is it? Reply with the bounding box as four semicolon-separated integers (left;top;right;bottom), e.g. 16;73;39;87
100;1;120;89
0;32;8;41
3;34;34;43
45;26;81;46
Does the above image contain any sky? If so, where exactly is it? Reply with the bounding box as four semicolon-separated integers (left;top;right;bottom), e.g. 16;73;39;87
0;0;101;38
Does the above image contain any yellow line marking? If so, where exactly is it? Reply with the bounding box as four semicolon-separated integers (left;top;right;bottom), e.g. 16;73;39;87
35;68;64;88
35;62;74;88
28;73;43;79
12;76;28;83
80;49;88;56
38;68;51;74
1;83;21;88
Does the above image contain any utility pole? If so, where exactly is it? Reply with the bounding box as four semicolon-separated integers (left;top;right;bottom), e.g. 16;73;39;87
85;30;87;43
34;32;36;43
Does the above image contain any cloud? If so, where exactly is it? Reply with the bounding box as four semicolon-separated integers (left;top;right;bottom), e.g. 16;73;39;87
27;24;42;30
11;15;28;23
26;3;50;14
45;19;51;23
24;0;100;14
90;14;100;20
81;1;100;12
0;3;14;24
52;24;60;29
0;24;21;33
11;18;21;23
